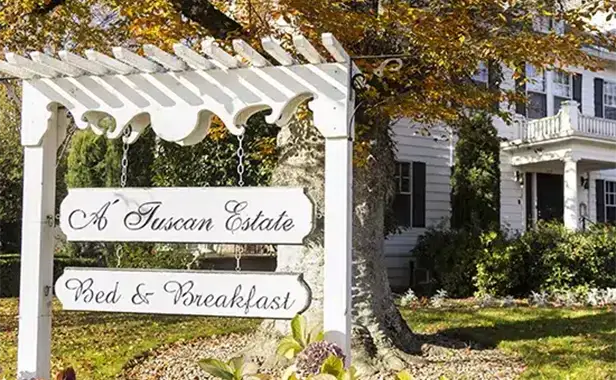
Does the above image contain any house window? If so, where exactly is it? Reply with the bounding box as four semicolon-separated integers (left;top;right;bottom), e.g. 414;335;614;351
526;65;547;119
533;16;565;35
472;61;489;85
605;181;616;223
392;161;426;228
605;81;616;120
553;70;572;114
393;162;412;227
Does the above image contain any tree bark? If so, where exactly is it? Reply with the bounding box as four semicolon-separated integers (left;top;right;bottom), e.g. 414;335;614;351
243;110;422;376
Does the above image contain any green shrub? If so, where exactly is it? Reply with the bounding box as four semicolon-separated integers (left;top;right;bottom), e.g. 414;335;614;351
0;254;100;297
117;244;195;269
414;221;616;298
475;222;616;297
451;112;501;232
412;224;482;297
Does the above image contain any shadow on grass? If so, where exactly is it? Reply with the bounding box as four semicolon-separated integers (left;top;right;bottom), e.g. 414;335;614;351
419;309;616;368
1;307;256;334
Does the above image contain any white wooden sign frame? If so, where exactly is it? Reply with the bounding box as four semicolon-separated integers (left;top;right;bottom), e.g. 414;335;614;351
59;187;315;244
6;33;355;379
54;267;312;319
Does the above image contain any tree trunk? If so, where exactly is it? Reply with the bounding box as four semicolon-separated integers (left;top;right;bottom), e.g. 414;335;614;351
243;110;422;376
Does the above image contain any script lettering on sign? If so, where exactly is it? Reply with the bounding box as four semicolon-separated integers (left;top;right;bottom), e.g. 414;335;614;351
54;268;312;319
59;187;314;244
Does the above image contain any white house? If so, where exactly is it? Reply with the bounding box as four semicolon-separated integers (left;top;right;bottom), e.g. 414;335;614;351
384;15;616;289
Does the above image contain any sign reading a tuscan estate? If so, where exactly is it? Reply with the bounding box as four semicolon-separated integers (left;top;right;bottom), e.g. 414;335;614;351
54;268;312;319
59;187;314;244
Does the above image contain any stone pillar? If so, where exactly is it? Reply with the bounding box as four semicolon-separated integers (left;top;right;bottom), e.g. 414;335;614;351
563;156;579;230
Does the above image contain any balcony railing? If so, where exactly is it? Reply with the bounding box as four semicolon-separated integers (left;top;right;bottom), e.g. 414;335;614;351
578;115;616;138
515;101;616;143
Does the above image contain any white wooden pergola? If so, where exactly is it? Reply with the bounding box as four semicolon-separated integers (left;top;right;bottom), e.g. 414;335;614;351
0;33;355;380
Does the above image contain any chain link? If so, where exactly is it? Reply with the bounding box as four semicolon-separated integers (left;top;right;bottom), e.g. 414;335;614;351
236;133;245;187
235;132;246;271
120;126;132;188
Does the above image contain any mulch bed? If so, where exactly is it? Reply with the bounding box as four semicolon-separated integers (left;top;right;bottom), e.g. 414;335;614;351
119;333;525;379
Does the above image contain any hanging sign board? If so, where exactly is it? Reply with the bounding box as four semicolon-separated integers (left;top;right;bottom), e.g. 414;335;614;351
59;187;314;244
54;267;312;319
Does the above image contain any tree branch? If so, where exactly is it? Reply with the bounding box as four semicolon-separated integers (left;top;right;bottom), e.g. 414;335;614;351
31;0;66;15
171;0;243;39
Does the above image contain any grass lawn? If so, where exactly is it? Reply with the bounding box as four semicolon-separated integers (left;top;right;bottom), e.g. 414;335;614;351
0;298;258;380
401;305;616;380
1;298;614;379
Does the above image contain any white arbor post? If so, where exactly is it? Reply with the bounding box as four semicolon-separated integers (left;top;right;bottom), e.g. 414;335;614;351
2;33;355;378
563;156;579;230
323;135;353;361
17;104;65;380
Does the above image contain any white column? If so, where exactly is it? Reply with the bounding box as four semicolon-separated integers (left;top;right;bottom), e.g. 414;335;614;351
17;107;59;380
323;136;353;363
546;70;554;116
563;157;579;230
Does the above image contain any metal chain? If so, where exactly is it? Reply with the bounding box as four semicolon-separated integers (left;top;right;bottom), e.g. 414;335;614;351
236;133;245;187
120;126;132;188
235;132;245;271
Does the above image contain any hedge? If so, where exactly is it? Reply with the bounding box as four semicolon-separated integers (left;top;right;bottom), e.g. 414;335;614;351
475;222;616;297
412;222;616;298
0;254;100;298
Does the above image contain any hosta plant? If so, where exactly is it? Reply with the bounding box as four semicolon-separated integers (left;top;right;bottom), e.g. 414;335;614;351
199;314;416;380
277;314;325;360
199;356;263;380
283;355;357;380
294;341;346;378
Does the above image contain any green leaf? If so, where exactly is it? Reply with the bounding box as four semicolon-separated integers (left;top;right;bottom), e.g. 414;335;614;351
320;355;344;376
345;366;359;380
308;325;325;344
246;375;271;380
281;365;300;380
228;357;245;379
396;370;414;380
198;358;235;380
242;362;259;376
291;314;307;346
277;336;303;359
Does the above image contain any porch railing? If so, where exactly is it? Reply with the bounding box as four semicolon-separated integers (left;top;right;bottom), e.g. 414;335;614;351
515;101;616;142
578;114;616;138
520;114;563;140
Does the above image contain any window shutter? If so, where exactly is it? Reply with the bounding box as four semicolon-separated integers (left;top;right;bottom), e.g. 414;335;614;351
515;63;527;116
594;78;604;117
572;73;582;110
488;61;501;112
596;179;605;223
412;162;426;228
525;172;534;230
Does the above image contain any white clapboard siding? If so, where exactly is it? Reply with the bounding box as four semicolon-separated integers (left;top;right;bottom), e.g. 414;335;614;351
385;119;454;290
499;151;525;232
384;65;616;290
